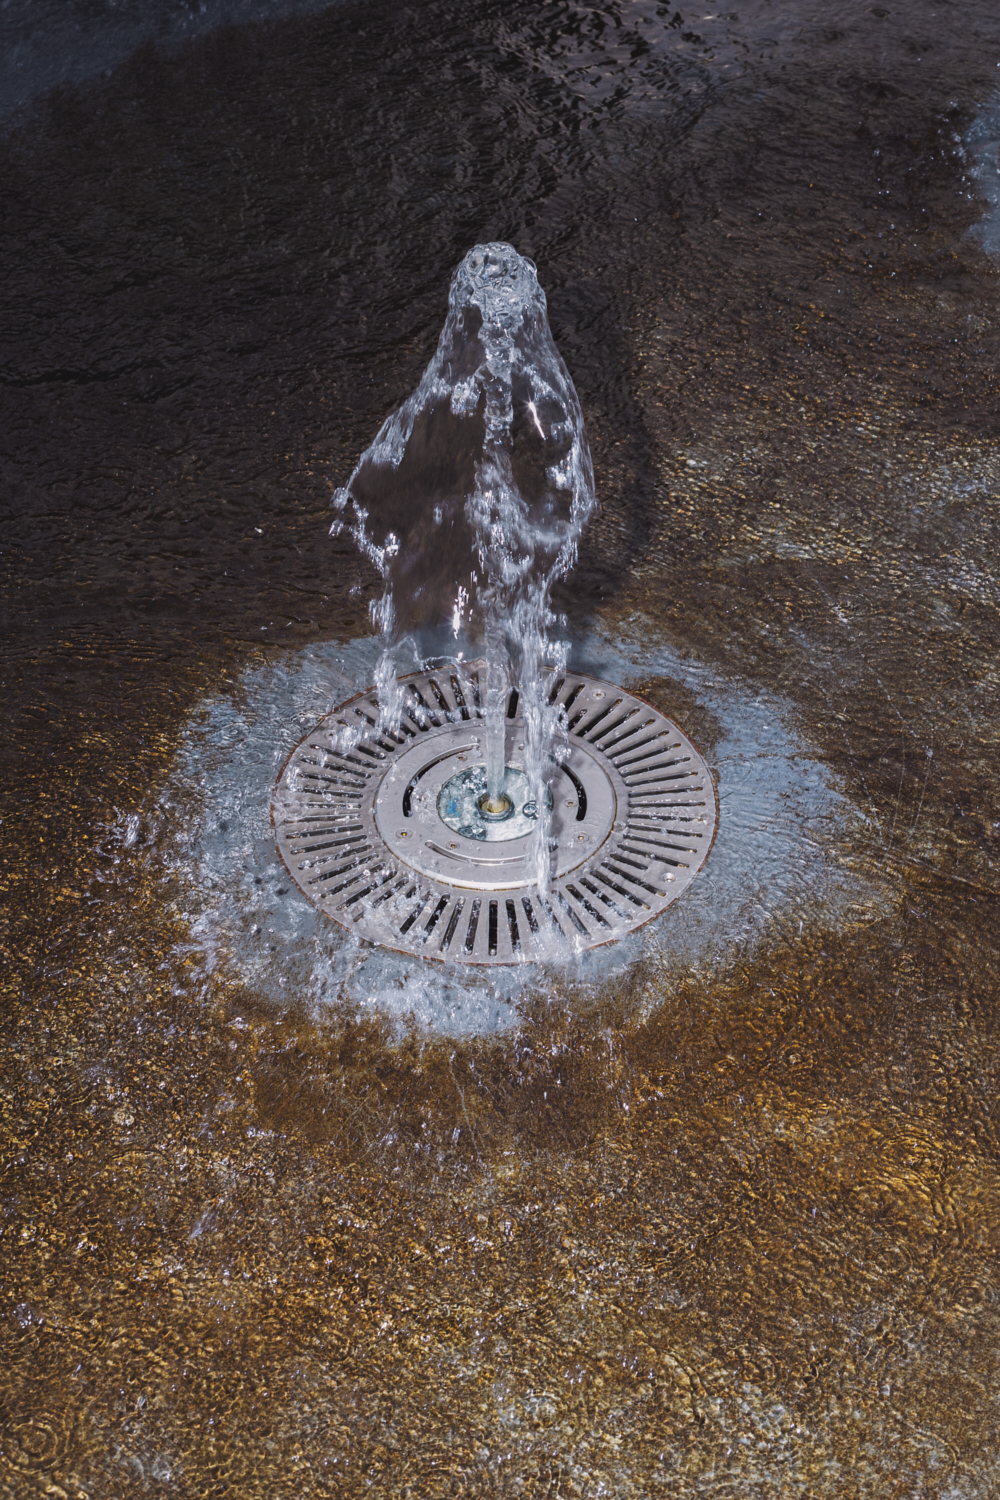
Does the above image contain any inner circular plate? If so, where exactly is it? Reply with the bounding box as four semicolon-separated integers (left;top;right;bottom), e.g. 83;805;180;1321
271;664;717;965
436;765;540;842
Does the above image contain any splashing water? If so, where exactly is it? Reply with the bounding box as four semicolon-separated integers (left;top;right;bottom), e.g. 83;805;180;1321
331;243;597;886
154;627;888;1038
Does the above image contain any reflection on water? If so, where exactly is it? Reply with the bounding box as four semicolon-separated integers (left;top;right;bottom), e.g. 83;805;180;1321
0;0;340;120
3;0;1000;1495
966;92;1000;258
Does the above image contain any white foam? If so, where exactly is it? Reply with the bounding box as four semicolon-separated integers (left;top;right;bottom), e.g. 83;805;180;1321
152;628;886;1037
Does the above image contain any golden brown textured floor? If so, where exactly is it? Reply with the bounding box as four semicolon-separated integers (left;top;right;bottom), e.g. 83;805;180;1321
4;868;999;1496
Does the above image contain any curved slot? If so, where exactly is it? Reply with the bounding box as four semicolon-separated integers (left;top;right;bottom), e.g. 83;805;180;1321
521;897;539;935
425;842;524;867
547;676;566;705
506;688;520;719
401;743;476;815
488;901;499;956
559;763;588;821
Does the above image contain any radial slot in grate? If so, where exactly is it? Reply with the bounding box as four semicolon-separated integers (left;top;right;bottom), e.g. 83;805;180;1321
271;665;717;964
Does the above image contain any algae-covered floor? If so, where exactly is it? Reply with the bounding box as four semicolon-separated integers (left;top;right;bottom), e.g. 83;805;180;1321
2;1;1000;1494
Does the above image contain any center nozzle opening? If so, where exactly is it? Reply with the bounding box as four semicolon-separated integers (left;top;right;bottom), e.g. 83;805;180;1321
437;763;544;843
478;792;514;820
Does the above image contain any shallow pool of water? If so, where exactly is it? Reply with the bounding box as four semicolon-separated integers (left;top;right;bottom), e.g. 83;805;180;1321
3;1;1000;1494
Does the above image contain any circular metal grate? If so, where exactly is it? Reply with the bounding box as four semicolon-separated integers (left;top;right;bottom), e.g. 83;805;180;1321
272;665;717;965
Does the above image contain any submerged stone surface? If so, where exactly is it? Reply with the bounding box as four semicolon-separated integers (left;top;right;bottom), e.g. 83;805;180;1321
3;1;1000;1495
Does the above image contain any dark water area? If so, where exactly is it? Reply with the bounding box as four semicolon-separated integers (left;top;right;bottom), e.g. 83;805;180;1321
3;1;1000;1494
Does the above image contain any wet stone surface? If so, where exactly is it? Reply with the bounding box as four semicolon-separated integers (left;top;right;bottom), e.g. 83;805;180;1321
2;0;1000;1495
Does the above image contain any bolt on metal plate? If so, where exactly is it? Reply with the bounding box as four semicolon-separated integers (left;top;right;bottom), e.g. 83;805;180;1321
271;664;717;965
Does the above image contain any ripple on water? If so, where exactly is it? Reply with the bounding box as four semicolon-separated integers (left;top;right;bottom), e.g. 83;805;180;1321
154;629;890;1037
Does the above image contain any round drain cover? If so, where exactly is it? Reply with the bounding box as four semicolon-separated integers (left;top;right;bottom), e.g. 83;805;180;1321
272;666;717;964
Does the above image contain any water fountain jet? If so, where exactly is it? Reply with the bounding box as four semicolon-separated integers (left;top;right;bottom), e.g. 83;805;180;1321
271;246;717;962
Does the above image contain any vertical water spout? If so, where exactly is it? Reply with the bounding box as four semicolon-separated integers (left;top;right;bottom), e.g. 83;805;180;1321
483;617;509;810
331;242;597;887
